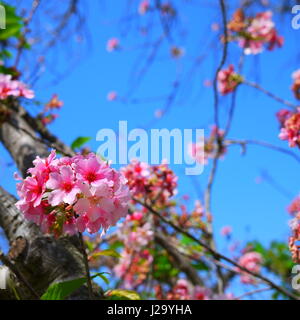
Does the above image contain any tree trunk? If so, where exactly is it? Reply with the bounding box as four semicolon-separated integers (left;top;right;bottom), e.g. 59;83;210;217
0;101;92;299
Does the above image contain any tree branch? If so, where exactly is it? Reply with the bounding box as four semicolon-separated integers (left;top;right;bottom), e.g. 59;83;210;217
134;197;299;300
154;233;204;286
0;100;94;299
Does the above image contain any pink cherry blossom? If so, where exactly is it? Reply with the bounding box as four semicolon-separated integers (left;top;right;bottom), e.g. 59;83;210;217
74;181;117;232
237;252;263;284
16;172;46;208
138;0;150;15
75;155;110;187
189;125;227;165
0;74;19;99
121;160;177;206
0;74;34;100
127;211;143;221
203;79;212;87
189;140;206;165
114;204;154;289
211;23;220;31
228;10;283;55
278;109;300;148
292;69;300;81
121;160;150;196
107;91;117;101
217;64;241;95
123;222;153;248
162;279;233;300
154;109;163;118
276;109;292;126
46;165;81;206
291;69;300;100
169;279;190;300
288;196;300;216
45;94;63;110
106;38;120;52
114;249;153;289
221;225;232;237
28;149;58;178
41;114;59;126
16;82;35;99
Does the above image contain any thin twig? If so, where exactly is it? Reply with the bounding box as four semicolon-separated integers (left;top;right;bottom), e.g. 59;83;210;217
205;0;229;294
226;139;300;164
234;286;272;300
244;80;298;110
79;233;93;300
212;0;228;128
14;0;41;68
224;53;245;137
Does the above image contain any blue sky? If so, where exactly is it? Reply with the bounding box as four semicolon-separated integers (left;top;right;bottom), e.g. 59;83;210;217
1;0;300;279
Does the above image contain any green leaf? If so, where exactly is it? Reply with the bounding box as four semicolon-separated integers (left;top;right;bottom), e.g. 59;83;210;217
109;240;123;250
0;23;22;40
153;252;179;280
41;273;107;300
2;3;22;24
21;41;31;49
105;289;141;300
85;240;94;252
181;234;194;245
0;3;23;41
41;277;87;300
0;50;12;59
97;273;110;285
91;249;121;259
71;136;91;150
192;261;210;271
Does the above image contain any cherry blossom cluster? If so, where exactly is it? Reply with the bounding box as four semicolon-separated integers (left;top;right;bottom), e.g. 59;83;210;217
114;248;153;289
277;109;300;148
155;279;234;300
217;64;242;95
227;9;283;55
15;150;130;237
288;196;300;216
287;197;300;262
189;125;227;165
172;199;207;233
0;74;34;100
289;217;300;263
237;252;263;284
40;114;58;126
121;160;178;207
291;69;300;100
114;209;154;289
117;211;153;249
39;94;64;126
45;94;64;111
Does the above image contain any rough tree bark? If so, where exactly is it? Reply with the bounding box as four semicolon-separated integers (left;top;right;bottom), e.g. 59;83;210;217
0;101;95;299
